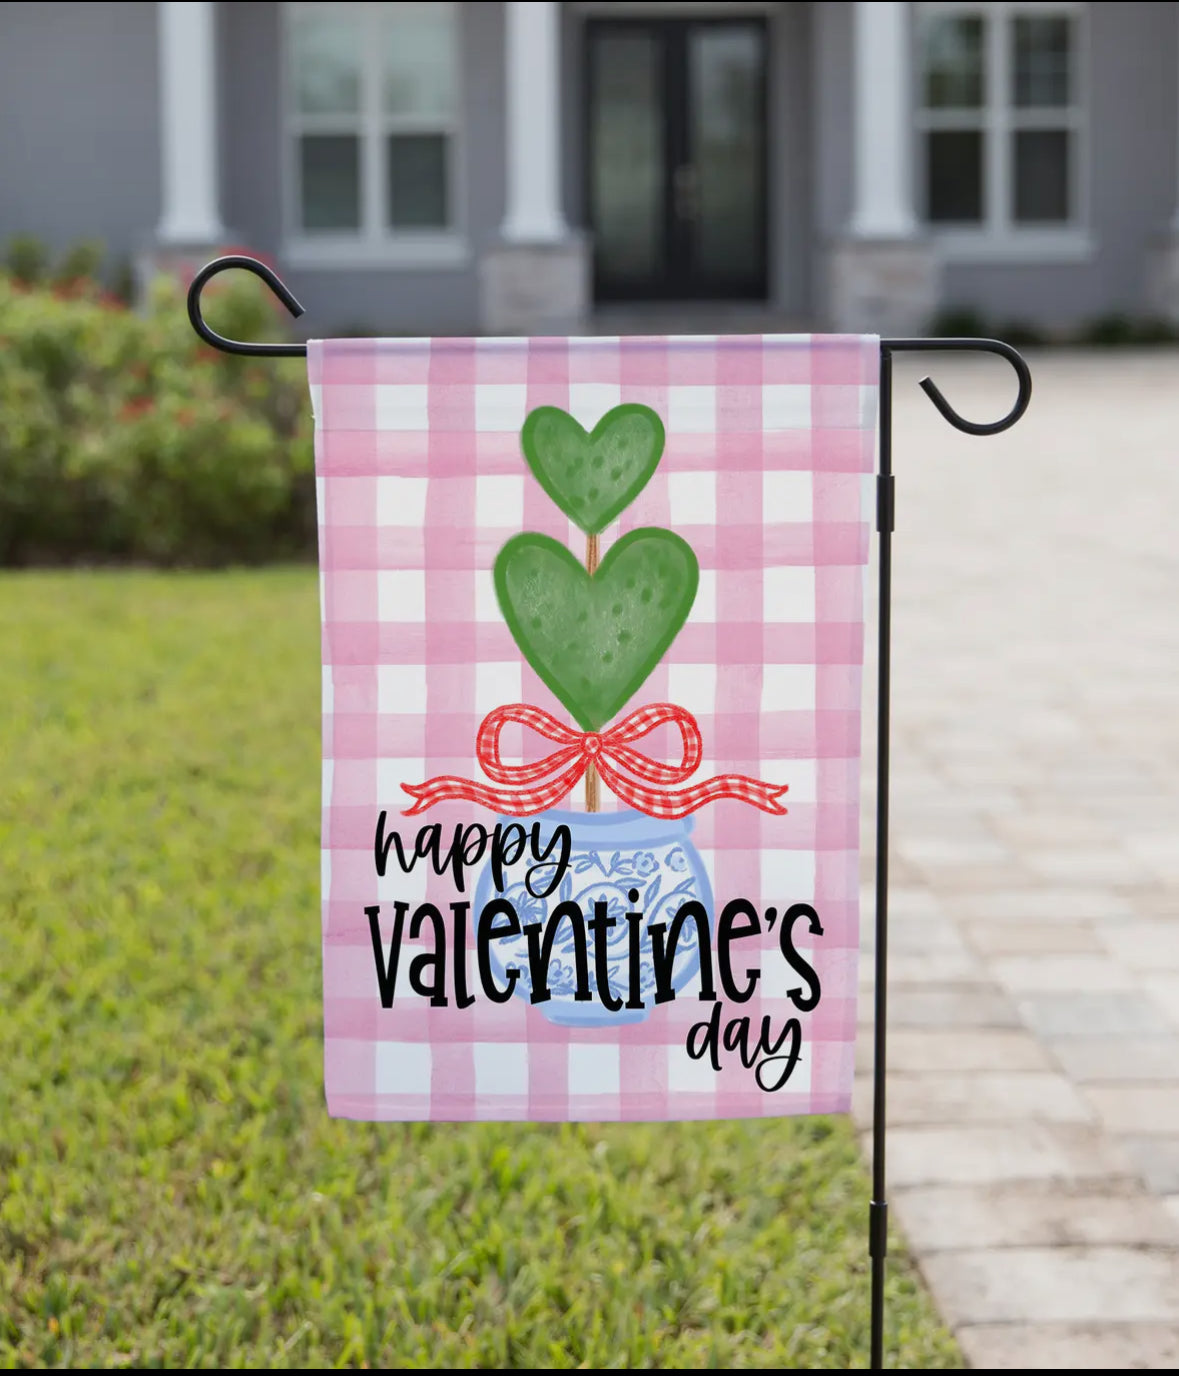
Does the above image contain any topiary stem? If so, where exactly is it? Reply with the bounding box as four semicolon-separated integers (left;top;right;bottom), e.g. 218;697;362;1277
585;533;600;813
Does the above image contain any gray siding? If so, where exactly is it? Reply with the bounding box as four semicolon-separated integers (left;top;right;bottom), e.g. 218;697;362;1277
812;0;854;241
559;4;585;229
772;1;815;318
223;1;507;336
0;2;160;272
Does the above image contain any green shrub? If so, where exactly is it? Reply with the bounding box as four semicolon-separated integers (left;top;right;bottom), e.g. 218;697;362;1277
52;238;106;288
993;319;1049;348
1077;313;1138;347
0;258;314;566
110;256;137;308
6;234;49;285
1127;315;1179;345
928;305;991;338
1074;313;1179;346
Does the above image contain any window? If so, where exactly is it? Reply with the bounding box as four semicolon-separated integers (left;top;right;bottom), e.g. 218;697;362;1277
916;3;1085;245
285;3;463;261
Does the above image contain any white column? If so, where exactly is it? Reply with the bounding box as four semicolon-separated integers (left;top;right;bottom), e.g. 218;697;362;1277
156;1;225;244
500;1;567;243
849;1;918;239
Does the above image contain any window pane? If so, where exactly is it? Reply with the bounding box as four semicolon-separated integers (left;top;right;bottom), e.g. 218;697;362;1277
1014;129;1070;222
927;130;984;222
1014;16;1071;108
383;3;456;118
300;135;360;230
922;15;984;108
292;15;361;114
387;134;449;228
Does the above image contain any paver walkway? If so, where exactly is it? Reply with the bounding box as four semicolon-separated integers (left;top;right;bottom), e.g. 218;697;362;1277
850;349;1179;1369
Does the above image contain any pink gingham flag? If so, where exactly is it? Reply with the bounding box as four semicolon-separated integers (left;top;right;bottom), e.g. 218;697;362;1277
310;333;878;1123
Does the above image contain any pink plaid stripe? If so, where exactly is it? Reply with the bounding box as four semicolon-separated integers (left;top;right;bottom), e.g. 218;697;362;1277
311;334;878;1123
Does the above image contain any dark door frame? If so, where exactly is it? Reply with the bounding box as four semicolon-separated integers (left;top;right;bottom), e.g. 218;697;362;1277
583;13;771;304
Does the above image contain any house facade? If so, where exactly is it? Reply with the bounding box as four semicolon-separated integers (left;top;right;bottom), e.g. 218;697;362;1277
3;1;1179;337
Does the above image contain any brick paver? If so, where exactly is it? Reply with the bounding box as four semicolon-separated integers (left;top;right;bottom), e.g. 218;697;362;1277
851;349;1179;1368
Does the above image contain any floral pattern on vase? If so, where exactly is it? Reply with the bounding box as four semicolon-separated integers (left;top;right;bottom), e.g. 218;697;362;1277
473;808;714;1027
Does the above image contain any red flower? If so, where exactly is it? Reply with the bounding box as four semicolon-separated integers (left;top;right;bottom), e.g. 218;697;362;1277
52;276;88;301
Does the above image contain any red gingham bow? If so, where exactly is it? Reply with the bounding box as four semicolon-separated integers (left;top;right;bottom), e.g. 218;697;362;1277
401;702;789;819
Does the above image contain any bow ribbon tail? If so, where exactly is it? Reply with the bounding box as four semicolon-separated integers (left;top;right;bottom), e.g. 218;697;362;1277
401;755;588;818
595;757;789;820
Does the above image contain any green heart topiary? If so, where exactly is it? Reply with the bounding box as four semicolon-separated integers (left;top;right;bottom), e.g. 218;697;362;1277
494;402;699;806
519;404;666;536
495;527;699;732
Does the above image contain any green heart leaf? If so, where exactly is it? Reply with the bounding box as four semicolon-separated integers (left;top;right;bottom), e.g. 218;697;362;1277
520;404;666;535
494;529;699;731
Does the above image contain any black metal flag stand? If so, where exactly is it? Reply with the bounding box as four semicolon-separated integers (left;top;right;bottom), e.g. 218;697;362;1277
188;257;1033;1371
869;341;1030;1368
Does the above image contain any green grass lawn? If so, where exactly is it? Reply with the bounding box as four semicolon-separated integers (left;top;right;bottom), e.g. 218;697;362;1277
0;571;961;1369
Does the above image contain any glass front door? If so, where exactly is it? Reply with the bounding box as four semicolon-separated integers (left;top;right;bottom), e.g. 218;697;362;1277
587;17;768;302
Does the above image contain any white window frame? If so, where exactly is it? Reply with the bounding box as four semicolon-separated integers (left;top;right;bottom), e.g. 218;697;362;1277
914;0;1094;263
280;1;468;269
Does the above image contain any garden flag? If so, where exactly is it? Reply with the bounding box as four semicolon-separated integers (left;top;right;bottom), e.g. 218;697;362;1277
310;334;878;1122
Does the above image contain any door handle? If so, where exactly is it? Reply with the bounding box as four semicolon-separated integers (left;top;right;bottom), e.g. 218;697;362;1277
673;164;699;221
